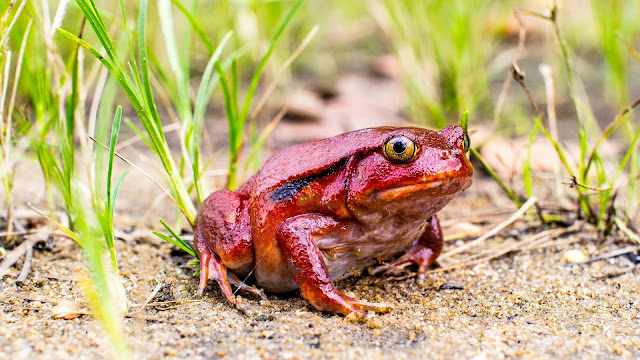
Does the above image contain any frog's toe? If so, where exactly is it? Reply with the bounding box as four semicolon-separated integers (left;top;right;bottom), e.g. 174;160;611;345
228;272;267;300
237;303;254;316
344;299;391;321
197;246;249;311
369;263;397;275
371;245;438;276
197;256;211;296
369;258;413;275
350;298;392;313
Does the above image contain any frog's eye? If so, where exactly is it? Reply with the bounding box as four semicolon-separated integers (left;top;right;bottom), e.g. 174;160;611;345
383;136;417;164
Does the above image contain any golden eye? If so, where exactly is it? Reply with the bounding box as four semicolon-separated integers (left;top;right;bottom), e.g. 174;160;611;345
383;136;417;164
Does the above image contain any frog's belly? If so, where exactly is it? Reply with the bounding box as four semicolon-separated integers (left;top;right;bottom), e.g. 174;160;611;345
316;217;428;281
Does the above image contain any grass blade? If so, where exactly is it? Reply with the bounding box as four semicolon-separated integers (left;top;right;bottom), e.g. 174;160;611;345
156;219;197;258
523;126;538;198
238;0;304;125
137;0;161;135
170;0;215;55
107;106;123;207
470;147;522;207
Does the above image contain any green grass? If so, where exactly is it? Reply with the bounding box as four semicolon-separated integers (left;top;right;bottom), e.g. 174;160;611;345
154;0;234;207
371;0;502;127
213;0;305;188
0;0;29;246
61;0;305;222
59;0;198;225
53;3;313;297
9;0;131;356
502;3;640;234
47;1;309;351
461;2;639;235
590;0;639;109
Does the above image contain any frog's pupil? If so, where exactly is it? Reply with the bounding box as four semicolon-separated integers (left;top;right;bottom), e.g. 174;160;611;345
393;140;406;153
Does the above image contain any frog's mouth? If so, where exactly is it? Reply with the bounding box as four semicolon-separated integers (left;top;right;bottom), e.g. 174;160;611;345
377;175;472;202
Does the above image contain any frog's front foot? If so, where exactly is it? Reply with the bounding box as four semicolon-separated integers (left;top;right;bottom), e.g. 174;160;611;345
277;214;391;317
303;284;392;318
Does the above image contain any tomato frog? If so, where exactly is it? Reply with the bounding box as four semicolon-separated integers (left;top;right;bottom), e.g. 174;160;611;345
194;125;473;317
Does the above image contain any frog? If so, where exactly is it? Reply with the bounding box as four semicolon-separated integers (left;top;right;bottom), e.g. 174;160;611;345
193;125;473;317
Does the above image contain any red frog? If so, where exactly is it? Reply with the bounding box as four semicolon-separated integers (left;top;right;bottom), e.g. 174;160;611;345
194;125;473;317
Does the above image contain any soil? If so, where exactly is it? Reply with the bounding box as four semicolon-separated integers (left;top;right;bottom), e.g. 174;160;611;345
2;71;639;360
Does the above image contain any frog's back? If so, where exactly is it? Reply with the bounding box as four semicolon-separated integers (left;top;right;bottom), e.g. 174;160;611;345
249;127;406;197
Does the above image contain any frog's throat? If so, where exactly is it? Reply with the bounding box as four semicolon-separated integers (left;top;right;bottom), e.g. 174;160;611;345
377;176;472;202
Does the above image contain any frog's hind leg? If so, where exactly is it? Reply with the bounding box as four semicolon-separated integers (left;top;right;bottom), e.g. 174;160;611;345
194;190;256;314
195;232;251;314
196;238;232;298
371;215;443;280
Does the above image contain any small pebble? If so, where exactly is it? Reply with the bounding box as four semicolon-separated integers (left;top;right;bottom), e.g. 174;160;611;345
563;249;588;263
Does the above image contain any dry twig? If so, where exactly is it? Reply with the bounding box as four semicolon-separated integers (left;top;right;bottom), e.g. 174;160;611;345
563;175;612;192
568;245;640;266
128;279;163;315
0;238;30;277
16;238;32;283
428;225;580;276
439;197;537;261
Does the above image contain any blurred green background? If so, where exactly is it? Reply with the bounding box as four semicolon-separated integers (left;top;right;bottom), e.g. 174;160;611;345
9;0;640;129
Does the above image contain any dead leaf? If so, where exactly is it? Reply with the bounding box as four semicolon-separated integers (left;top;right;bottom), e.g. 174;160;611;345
52;300;86;320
